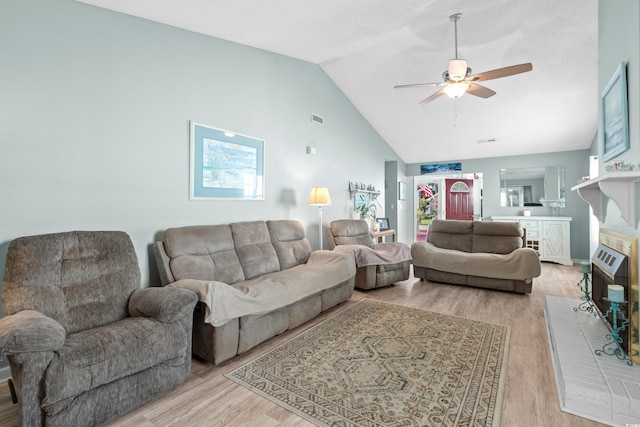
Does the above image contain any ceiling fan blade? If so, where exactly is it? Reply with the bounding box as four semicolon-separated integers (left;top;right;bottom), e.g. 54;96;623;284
466;83;496;98
418;90;445;106
394;82;444;89
468;63;532;82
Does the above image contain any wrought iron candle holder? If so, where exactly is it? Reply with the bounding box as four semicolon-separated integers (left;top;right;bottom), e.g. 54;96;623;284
574;261;597;316
594;298;632;366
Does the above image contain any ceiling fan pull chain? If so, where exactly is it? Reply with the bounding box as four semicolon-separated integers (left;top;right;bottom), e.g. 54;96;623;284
453;100;458;127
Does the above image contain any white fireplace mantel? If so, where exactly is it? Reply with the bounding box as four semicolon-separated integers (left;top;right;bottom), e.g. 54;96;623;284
571;171;640;227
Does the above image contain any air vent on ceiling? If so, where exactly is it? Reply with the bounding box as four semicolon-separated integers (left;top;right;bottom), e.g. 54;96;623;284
311;113;324;125
477;138;497;143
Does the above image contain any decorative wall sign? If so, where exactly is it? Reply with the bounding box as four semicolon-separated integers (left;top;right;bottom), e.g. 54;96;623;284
602;62;629;161
420;162;462;174
190;122;264;200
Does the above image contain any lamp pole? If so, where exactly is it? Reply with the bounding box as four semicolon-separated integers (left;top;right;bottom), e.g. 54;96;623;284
318;205;324;250
308;186;332;251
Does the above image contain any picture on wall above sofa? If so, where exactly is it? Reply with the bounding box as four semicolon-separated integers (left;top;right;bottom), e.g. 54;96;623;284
190;122;265;200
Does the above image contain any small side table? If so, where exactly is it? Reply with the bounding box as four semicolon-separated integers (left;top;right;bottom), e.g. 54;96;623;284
371;229;396;243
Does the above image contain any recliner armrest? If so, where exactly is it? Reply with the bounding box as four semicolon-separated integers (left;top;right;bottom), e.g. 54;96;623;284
129;287;198;323
0;310;65;357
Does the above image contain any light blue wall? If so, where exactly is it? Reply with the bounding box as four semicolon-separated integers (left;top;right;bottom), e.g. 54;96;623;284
0;0;405;376
406;149;592;261
598;0;640;226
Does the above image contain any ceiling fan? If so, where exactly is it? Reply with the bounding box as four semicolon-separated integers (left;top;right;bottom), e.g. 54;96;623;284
394;13;533;106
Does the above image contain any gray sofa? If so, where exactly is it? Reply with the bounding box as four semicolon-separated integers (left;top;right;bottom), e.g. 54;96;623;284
153;220;356;365
325;219;411;290
0;231;198;427
411;219;541;293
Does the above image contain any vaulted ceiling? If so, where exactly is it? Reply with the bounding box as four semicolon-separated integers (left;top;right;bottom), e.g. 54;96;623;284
77;0;598;163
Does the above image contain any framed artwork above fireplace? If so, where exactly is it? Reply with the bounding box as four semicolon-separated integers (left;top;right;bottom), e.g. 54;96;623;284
601;61;630;161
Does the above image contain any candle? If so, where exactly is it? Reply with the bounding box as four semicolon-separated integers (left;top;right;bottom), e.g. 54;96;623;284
607;284;624;302
580;261;591;274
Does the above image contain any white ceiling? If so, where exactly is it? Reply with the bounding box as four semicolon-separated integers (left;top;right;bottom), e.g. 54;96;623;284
77;0;598;164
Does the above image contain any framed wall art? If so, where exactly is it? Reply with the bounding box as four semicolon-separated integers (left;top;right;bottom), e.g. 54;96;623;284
420;162;462;174
376;217;390;231
601;62;629;161
398;181;407;200
190;122;264;200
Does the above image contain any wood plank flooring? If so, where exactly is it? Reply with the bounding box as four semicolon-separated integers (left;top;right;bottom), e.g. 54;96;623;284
0;263;608;427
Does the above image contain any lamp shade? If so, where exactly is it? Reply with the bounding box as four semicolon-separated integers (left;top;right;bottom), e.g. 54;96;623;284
308;187;332;205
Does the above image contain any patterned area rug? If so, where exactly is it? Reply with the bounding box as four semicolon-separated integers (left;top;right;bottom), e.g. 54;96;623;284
225;299;509;426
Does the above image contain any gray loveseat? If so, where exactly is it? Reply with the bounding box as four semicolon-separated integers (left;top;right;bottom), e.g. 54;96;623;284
0;231;198;427
411;219;541;293
153;220;356;365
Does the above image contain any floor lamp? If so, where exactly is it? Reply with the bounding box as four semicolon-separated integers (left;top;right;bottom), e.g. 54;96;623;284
308;186;332;250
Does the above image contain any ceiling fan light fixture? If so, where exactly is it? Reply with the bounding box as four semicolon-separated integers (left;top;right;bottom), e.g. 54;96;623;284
393;12;532;106
443;82;469;99
448;59;468;80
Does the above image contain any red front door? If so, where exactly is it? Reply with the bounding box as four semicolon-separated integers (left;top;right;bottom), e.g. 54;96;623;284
445;179;474;220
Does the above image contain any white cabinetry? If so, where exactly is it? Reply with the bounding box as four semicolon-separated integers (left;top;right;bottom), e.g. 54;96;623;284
491;216;572;265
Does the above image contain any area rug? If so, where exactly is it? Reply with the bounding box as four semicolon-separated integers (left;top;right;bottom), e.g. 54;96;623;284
225;299;510;427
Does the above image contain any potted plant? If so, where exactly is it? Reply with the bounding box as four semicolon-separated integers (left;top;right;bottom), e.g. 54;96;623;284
356;194;380;229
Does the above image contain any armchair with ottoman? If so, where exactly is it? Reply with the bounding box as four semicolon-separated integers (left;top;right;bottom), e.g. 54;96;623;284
411;219;541;293
325;219;412;290
0;231;198;427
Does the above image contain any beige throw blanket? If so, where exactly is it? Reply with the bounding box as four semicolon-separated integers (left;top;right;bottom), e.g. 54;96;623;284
412;242;541;280
168;251;355;327
333;242;411;267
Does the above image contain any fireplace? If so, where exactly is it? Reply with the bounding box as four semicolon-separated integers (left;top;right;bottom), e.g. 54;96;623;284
591;229;639;364
592;243;630;354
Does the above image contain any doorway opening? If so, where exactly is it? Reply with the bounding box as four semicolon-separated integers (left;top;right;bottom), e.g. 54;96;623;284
414;173;483;241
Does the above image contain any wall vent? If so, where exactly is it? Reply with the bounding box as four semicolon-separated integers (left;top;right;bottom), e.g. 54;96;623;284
311;113;324;125
477;138;496;143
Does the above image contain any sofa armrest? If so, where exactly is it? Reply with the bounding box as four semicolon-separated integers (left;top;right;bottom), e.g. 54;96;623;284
129;287;198;323
0;310;65;357
153;241;176;286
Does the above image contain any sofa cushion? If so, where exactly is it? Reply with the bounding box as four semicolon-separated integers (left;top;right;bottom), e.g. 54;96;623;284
43;316;187;407
427;220;473;252
169;250;356;327
411;242;541;280
330;220;374;248
231;221;280;280
164;225;245;285
267;220;311;270
472;221;523;254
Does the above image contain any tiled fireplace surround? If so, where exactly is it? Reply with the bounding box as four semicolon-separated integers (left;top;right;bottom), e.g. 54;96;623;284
545;229;640;426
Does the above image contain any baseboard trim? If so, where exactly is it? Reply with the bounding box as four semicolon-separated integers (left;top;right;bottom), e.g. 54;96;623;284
0;365;11;383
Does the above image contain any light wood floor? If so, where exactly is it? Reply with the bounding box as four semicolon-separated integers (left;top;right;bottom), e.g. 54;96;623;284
0;263;607;427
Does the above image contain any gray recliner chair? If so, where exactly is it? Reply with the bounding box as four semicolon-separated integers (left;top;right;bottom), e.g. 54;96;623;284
0;231;198;427
325;219;411;290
